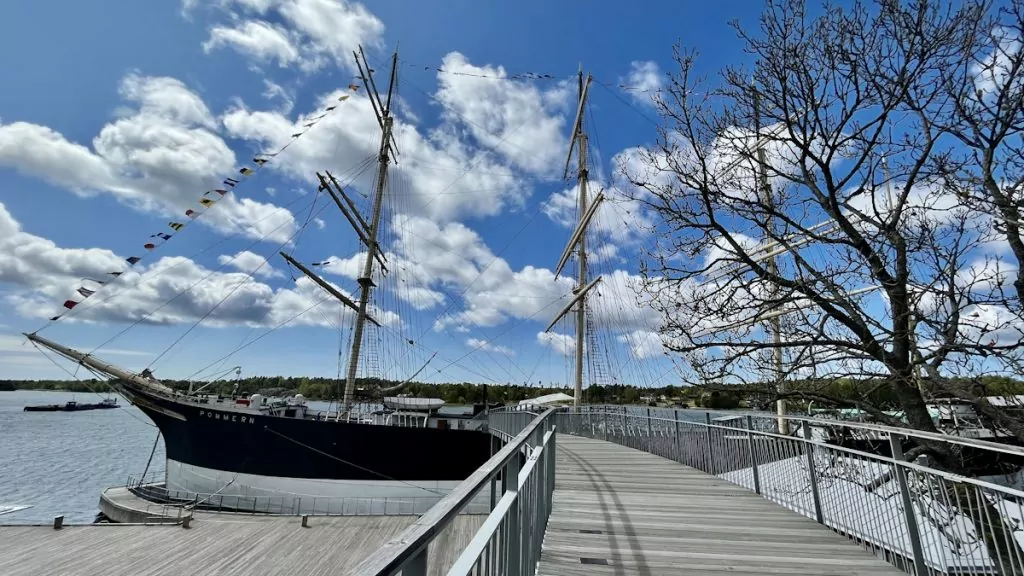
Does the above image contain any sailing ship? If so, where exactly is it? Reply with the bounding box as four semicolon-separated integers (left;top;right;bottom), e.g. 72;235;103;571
24;48;493;505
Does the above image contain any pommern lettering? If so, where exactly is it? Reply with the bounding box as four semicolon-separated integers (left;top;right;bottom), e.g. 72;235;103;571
198;409;254;424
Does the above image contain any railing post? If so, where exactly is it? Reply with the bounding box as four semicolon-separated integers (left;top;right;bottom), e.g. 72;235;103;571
547;428;557;515
505;448;522;576
889;432;928;576
673;409;682;463
746;415;761;495
646;407;653;451
704;412;715;474
602;409;608;441
802;423;824;524
403;546;428;576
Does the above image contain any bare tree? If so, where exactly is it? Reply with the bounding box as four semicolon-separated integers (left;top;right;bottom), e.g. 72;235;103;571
628;3;1024;567
631;0;1024;431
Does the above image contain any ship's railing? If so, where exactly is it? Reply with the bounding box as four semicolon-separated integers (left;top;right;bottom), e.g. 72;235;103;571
557;405;1024;576
123;482;490;517
346;406;557;576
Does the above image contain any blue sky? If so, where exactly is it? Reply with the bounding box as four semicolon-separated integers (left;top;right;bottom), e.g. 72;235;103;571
0;0;765;386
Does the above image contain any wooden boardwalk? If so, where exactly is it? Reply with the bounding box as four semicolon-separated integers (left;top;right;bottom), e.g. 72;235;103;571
0;514;484;576
539;435;904;576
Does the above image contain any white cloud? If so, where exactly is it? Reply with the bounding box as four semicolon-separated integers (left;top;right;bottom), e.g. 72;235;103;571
0;202;396;329
617;329;664;359
203;21;301;68
220;82;531;222
466;338;513;356
197;0;385;73
0;73;297;244
217;250;284;278
543;148;656;246
433;52;571;174
262;78;295;114
537;332;576;356
622;60;663;107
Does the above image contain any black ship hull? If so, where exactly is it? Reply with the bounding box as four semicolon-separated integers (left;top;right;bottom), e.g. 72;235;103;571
116;381;493;503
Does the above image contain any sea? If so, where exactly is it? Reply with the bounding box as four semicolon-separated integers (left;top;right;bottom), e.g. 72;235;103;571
0;390;166;524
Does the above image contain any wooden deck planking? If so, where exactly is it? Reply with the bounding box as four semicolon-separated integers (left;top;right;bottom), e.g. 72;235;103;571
0;513;484;576
538;435;904;576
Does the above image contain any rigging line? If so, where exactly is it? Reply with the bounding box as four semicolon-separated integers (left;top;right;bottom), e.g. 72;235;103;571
146;197;331;371
262;426;447;496
28;340;157;428
414;195;552;343
593;79;661;128
213;156;379;367
183;293;335;381
84;195;317;359
48;188;321;329
431;295;568;378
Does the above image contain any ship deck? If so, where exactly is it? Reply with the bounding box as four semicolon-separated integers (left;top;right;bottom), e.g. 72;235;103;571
0;514;484;576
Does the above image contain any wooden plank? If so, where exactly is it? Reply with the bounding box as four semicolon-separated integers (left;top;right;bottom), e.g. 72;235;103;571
538;435;903;576
0;514;485;576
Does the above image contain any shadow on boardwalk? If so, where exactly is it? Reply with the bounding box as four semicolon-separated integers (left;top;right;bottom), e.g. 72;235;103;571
538;435;905;576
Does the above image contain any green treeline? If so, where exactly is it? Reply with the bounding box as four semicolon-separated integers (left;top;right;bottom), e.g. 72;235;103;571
4;375;1024;409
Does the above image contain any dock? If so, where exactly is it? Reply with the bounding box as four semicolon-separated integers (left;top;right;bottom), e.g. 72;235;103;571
0;514;484;576
539;435;902;575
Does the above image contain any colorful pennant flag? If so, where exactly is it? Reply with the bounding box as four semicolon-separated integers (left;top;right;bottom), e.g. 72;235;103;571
45;79;359;325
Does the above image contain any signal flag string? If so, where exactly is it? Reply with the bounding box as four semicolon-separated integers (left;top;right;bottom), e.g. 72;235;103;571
44;83;365;324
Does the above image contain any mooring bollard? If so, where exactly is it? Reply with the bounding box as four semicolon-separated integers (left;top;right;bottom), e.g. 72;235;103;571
53;515;64;530
181;515;192;529
301;515;309;527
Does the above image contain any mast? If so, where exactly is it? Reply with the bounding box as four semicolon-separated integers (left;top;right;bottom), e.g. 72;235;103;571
548;69;596;407
340;48;399;417
23;332;174;395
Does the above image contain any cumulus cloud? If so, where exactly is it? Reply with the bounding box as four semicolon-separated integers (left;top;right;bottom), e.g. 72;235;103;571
433;52;571;175
219;73;552;222
0;73;297;243
622;60;663;107
537;332;576;356
195;0;385;73
217;250;285;278
466;338;513;356
0;202;396;329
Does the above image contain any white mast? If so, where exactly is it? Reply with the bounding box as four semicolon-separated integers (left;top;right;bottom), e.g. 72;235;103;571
547;69;599;407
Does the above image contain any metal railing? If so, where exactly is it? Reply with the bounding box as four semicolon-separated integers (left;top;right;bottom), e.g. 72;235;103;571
130;483;479;517
557;406;1024;576
346;407;557;576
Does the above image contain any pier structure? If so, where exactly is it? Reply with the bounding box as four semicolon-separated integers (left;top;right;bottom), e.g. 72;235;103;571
4;406;1024;575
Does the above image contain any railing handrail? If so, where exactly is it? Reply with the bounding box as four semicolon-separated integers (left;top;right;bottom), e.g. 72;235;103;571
565;404;1024;457
347;407;555;576
595;409;1024;499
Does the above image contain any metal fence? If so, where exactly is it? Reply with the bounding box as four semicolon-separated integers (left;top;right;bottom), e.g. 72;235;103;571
557;406;1024;576
346;406;556;576
126;482;478;517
